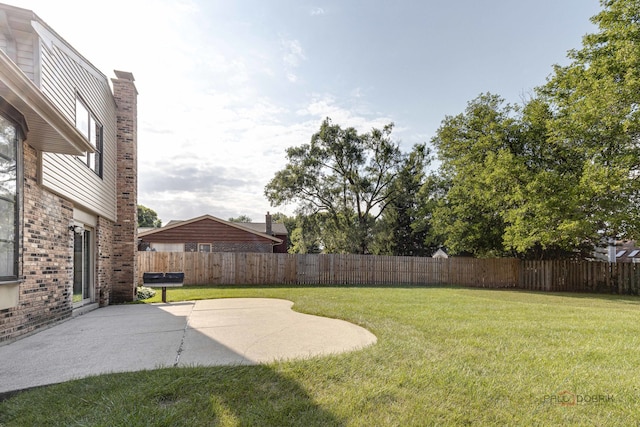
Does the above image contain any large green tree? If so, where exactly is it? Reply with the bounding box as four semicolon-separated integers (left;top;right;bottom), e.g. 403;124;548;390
265;118;404;254
430;93;520;257
539;0;640;243
499;98;592;257
137;205;161;228
429;0;640;258
372;143;435;256
430;94;608;259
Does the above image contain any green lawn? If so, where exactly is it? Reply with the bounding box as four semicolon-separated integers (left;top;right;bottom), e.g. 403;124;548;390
1;286;639;426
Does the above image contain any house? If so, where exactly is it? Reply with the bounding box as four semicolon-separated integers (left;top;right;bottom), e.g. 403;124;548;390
595;241;640;263
0;3;138;342
138;213;287;253
236;213;288;253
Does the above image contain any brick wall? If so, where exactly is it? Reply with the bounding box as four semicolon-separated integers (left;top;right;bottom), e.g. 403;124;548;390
96;216;113;307
0;144;74;342
111;72;138;303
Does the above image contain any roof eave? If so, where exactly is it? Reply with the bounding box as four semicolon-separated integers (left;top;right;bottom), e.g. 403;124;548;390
0;49;94;155
138;214;284;243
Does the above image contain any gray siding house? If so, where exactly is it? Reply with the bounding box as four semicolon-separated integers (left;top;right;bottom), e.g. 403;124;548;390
0;3;138;342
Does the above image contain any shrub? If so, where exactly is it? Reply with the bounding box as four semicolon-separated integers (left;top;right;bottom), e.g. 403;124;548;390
136;286;156;300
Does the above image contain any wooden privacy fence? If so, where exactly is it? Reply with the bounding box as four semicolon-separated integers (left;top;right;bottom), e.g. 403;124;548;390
137;252;640;294
520;260;640;294
138;252;517;288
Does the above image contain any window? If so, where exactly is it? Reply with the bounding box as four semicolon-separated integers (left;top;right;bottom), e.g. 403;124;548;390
0;114;18;280
198;243;211;253
75;97;103;177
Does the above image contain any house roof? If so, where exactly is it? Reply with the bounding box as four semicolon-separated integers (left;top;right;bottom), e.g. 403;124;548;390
432;248;448;258
138;214;283;244
242;222;288;235
613;241;640;263
0;5;96;155
0;50;94;155
161;218;287;236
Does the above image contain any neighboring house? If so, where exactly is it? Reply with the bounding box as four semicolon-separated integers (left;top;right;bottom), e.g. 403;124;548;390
594;241;640;263
238;213;288;253
0;3;138;342
138;213;286;253
614;247;640;263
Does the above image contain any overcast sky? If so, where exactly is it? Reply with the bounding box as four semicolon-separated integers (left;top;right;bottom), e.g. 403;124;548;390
17;0;601;224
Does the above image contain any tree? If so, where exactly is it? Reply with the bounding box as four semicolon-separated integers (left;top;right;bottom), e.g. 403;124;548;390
137;205;161;228
228;215;252;223
429;94;599;259
414;173;449;255
430;93;520;257
426;1;640;259
372;143;435;256
287;214;322;254
265;118;404;254
538;0;640;244
499;98;594;258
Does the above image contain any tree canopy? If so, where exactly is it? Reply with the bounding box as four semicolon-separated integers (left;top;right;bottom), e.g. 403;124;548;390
137;205;161;228
372;143;436;256
265;118;412;254
539;0;640;243
264;1;640;259
228;215;252;223
429;0;640;258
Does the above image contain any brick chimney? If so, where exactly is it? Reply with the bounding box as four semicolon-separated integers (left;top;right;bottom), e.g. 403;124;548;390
111;70;138;303
266;211;272;235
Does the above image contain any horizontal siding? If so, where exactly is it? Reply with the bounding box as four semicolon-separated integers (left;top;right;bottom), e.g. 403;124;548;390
15;36;34;80
0;28;35;81
38;39;117;220
142;219;275;244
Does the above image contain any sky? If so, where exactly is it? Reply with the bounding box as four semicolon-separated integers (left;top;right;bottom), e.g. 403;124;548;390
15;0;602;224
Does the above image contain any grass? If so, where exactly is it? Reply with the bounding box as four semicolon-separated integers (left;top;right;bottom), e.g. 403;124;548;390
2;286;640;425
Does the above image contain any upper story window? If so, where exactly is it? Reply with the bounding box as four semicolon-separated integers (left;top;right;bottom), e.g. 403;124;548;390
0;113;19;280
75;97;103;177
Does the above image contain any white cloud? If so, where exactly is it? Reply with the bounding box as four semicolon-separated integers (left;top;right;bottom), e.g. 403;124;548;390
24;0;544;224
281;39;305;68
280;38;306;83
139;88;401;221
296;94;394;133
21;0;408;223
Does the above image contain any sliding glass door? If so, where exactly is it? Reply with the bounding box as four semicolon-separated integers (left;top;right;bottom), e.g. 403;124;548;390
73;227;94;305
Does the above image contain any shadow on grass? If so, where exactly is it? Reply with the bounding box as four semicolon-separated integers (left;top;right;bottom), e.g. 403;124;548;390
165;283;640;305
504;288;640;304
0;365;344;426
0;301;346;426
